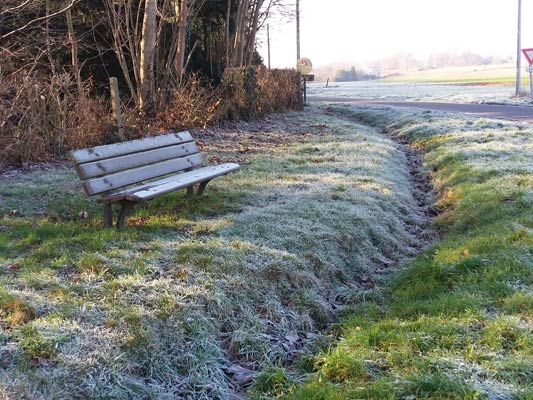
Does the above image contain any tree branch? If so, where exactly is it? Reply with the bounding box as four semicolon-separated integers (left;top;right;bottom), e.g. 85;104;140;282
0;0;79;41
0;0;33;18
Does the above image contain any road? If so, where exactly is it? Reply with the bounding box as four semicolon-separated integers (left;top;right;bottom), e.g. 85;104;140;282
309;97;533;123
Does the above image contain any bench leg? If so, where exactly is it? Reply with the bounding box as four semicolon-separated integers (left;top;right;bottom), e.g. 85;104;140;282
197;180;211;196
103;203;113;228
185;167;195;199
116;201;135;229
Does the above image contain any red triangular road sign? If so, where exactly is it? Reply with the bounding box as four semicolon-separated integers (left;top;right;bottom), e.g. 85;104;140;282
522;48;533;65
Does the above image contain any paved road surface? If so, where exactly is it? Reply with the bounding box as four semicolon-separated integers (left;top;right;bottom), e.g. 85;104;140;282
309;97;533;123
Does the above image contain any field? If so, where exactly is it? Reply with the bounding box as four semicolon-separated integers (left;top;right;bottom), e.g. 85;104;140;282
309;63;533;106
308;80;533;106
382;63;523;85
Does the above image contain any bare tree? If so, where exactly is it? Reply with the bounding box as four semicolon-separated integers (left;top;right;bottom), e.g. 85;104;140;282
65;3;82;93
140;0;157;111
225;0;231;66
226;0;287;68
104;0;141;105
244;0;264;65
174;0;188;79
103;0;206;110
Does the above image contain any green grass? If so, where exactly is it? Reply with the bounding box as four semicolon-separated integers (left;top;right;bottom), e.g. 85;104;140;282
286;106;533;399
0;111;427;398
380;63;526;85
4;106;531;398
384;75;524;85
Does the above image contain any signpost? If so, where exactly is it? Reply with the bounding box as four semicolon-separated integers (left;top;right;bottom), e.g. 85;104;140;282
298;57;313;105
522;48;533;98
517;0;522;95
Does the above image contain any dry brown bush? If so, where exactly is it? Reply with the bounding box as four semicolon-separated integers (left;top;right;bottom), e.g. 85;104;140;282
119;75;223;139
0;72;111;169
221;67;258;120
221;67;302;120
0;68;301;170
156;75;223;130
256;67;302;114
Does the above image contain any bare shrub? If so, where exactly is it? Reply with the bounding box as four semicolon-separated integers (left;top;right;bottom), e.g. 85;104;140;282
157;74;223;130
0;67;301;170
256;67;302;114
221;67;258;120
120;75;223;138
0;72;111;169
221;67;302;120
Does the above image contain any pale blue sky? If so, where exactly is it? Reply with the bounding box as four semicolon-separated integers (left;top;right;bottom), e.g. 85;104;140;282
258;0;533;68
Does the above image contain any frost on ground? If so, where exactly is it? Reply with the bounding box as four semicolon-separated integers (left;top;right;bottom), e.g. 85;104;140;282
289;103;533;400
308;81;533;106
0;110;428;398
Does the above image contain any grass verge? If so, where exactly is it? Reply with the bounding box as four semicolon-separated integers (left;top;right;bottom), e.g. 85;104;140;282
0;111;426;398
286;105;533;399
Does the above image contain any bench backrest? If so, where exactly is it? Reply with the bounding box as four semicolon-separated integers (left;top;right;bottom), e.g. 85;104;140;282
68;131;202;196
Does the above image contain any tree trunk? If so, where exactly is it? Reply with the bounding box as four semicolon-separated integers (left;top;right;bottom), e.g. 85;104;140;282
237;0;248;67
231;0;249;67
225;0;231;66
175;0;188;81
245;0;263;66
45;0;56;74
139;0;157;112
65;5;83;94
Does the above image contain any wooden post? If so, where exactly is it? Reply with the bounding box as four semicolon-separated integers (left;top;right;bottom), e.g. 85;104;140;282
326;78;329;88
529;69;533;99
109;77;125;140
303;76;307;105
516;0;522;95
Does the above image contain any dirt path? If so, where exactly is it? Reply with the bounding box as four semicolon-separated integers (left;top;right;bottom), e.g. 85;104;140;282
310;97;533;122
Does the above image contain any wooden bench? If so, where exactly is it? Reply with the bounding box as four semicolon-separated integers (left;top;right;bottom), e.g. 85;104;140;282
68;131;240;228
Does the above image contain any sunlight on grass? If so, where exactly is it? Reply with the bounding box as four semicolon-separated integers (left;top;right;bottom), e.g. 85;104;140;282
0;111;427;398
287;105;533;399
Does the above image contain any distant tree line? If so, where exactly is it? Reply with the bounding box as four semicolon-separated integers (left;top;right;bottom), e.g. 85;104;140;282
375;51;511;71
334;66;378;82
314;51;513;83
427;52;509;69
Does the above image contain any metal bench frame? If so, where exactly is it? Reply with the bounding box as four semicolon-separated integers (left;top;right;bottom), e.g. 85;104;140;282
68;131;240;228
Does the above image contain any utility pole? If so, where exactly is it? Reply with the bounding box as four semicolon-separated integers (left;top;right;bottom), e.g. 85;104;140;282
296;0;301;64
267;24;271;69
517;0;522;95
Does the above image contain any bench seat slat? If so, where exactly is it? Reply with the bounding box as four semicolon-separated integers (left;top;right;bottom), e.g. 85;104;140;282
83;153;203;196
69;131;194;164
76;142;199;179
101;173;192;201
112;163;240;201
